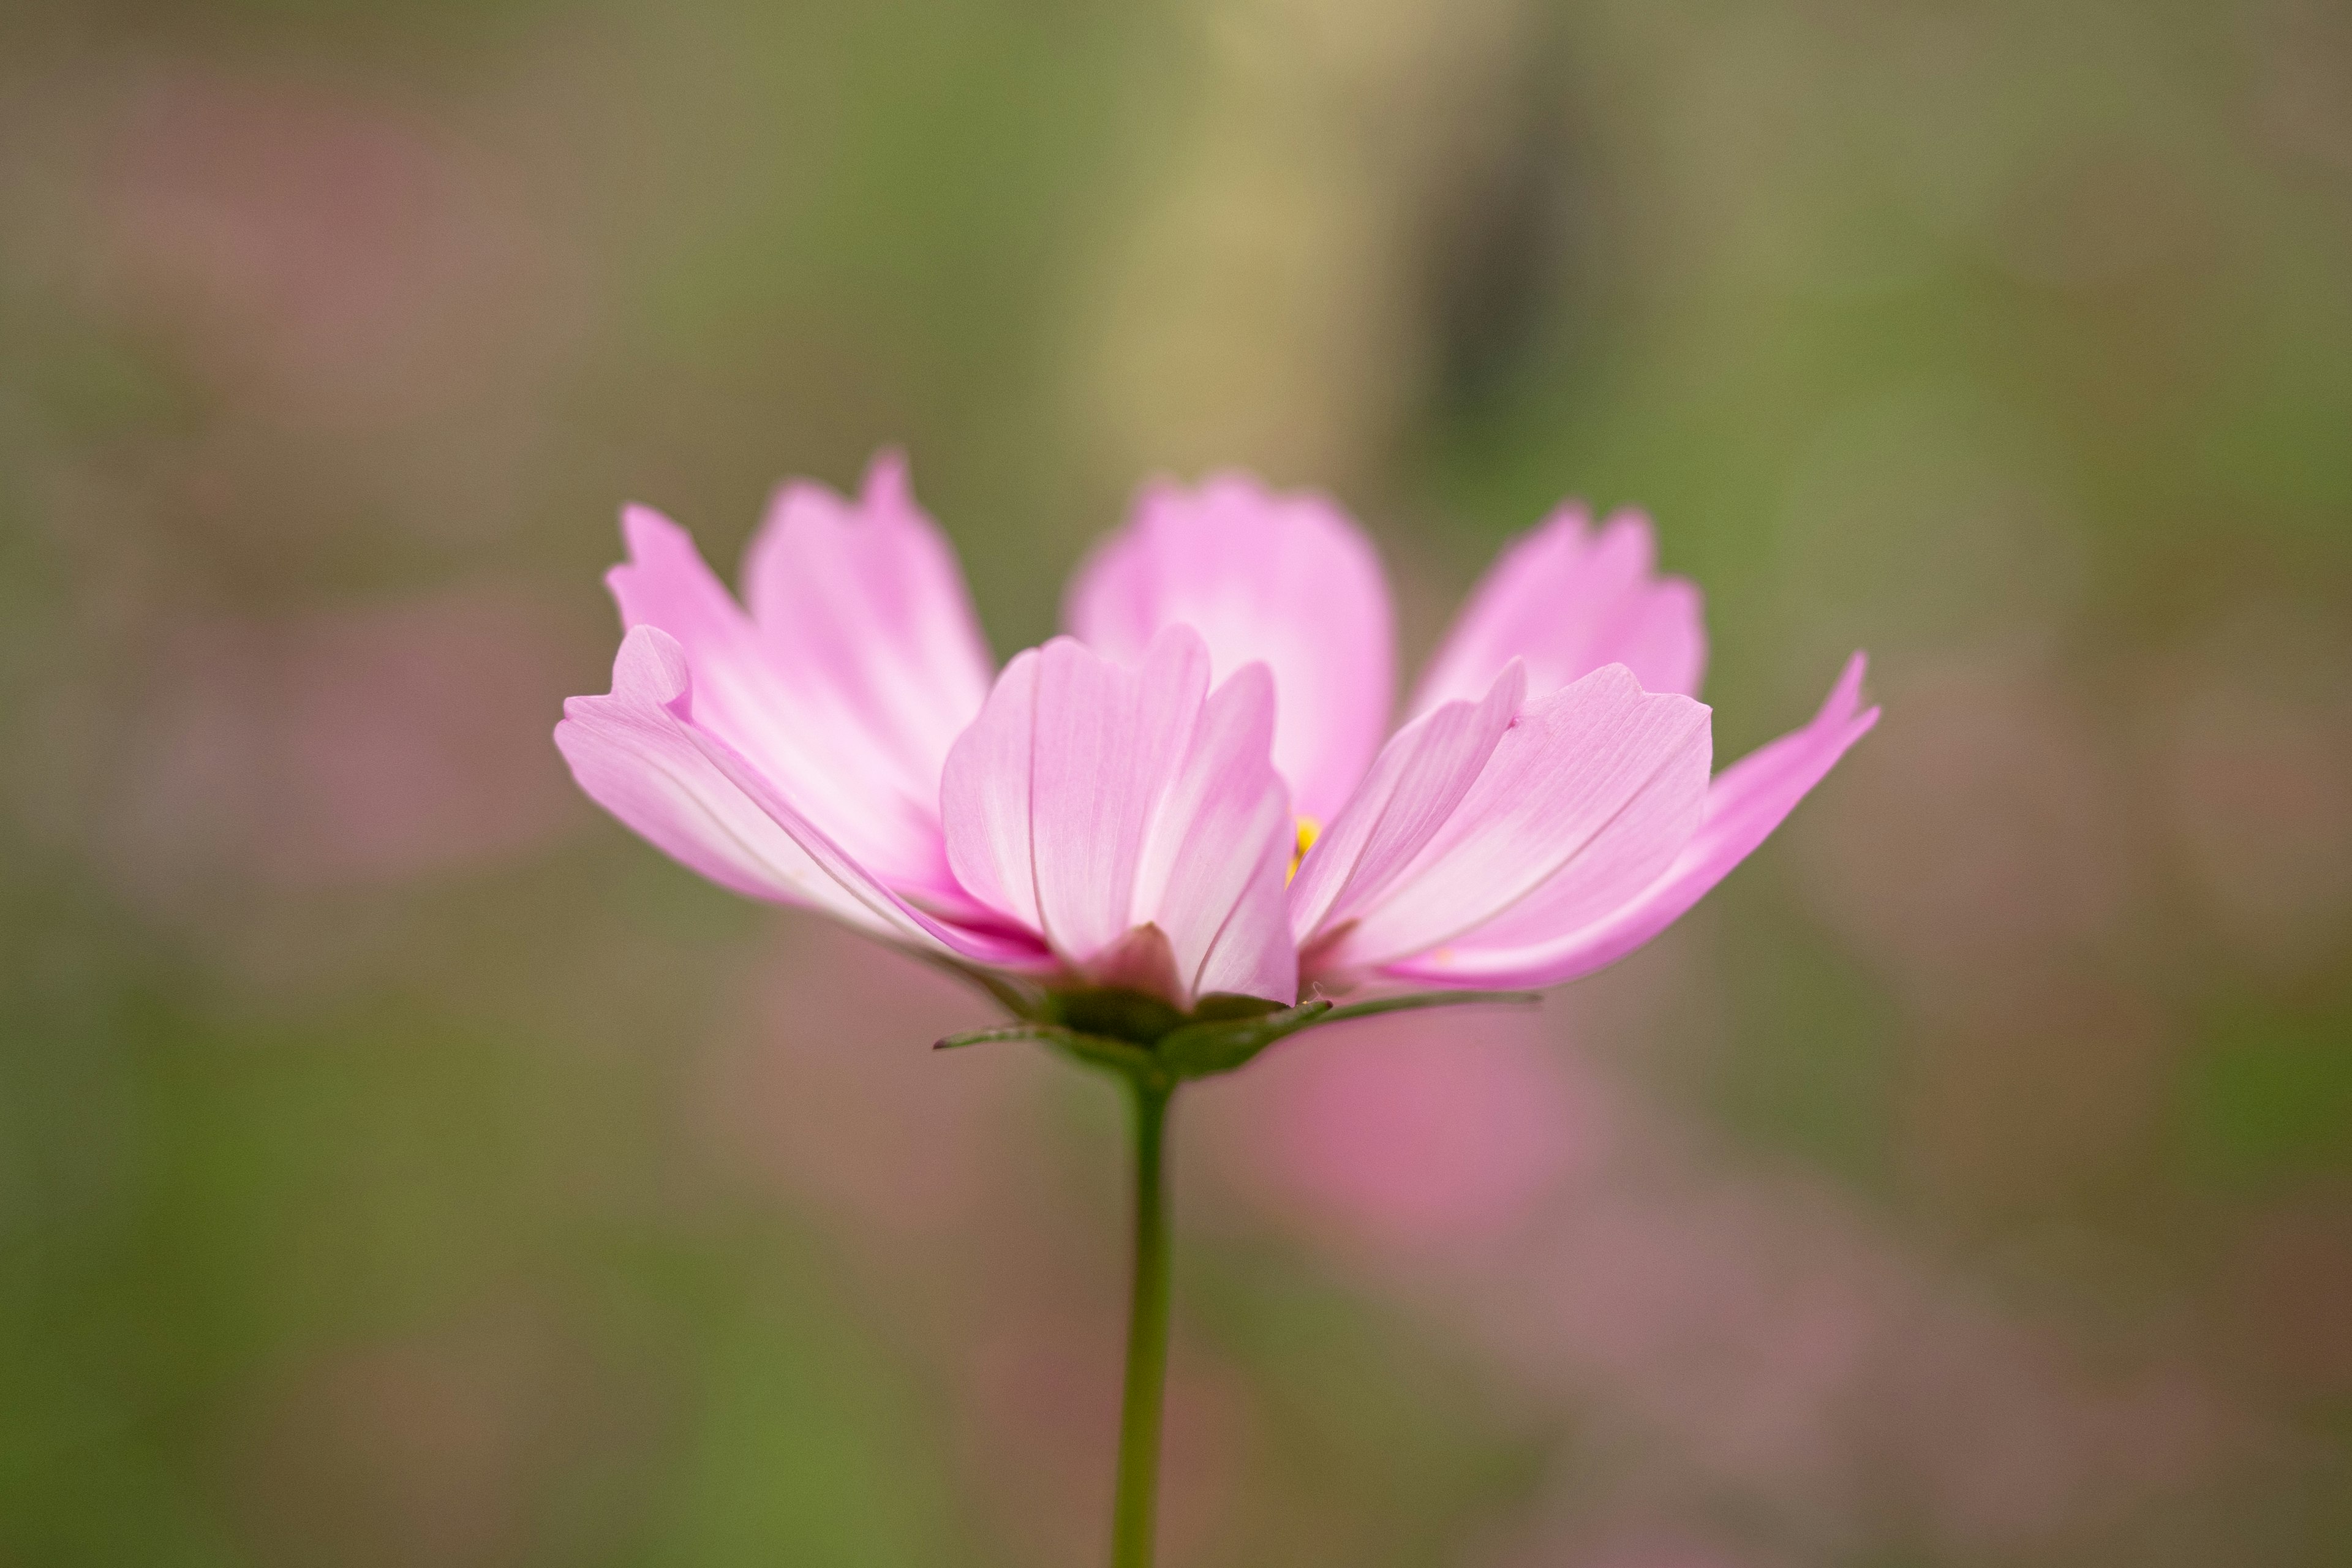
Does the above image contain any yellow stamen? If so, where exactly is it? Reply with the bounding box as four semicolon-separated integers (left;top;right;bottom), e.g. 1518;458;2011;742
1287;816;1322;884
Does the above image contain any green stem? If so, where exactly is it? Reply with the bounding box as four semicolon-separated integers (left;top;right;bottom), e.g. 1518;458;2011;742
1109;1077;1173;1568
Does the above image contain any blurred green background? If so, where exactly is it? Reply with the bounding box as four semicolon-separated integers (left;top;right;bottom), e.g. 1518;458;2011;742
4;1;2350;1564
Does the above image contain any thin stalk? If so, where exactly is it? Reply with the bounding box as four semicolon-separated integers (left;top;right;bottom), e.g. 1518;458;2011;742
1109;1078;1173;1568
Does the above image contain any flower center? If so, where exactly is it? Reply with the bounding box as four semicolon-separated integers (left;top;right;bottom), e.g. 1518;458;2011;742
1286;816;1322;884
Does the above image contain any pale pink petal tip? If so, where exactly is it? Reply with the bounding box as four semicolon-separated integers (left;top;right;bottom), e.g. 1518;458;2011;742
619;500;677;549
1287;660;1527;945
556;625;821;910
1065;473;1395;824
559;625;1047;970
860;445;910;505
1414;499;1708;712
1825;649;1873;722
1374;653;1875;990
1304;662;1713;977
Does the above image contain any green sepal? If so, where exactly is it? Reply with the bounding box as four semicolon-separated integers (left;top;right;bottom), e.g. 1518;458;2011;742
1155;1001;1332;1078
1313;989;1541;1025
1154;989;1540;1079
933;1022;1064;1050
1187;993;1291;1024
1042;1031;1171;1088
936;985;1542;1089
935;1020;1174;1091
1040;986;1191;1046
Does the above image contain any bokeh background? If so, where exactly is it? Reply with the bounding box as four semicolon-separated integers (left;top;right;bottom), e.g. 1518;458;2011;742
5;1;2351;1563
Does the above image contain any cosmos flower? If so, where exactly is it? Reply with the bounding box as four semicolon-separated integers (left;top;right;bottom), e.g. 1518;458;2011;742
556;453;1874;1055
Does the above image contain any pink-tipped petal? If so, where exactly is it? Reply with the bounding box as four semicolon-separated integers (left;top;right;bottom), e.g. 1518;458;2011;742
607;503;754;667
1192;822;1298;1004
1318;666;1712;974
603;467;978;894
1132;662;1298;1004
1066;473;1394;823
608;506;829;826
941;630;1298;1003
558;626;831;910
679;704;1049;971
1288;663;1527;944
943;630;1205;963
1028;630;1209;963
939;647;1046;933
557;628;1047;970
744;450;994;799
1387;654;1879;988
1412;506;1707;716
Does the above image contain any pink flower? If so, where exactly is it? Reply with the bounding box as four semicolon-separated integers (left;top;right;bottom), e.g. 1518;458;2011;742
556;454;1875;1039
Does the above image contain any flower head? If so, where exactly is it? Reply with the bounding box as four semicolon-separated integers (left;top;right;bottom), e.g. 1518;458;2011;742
557;453;1875;1069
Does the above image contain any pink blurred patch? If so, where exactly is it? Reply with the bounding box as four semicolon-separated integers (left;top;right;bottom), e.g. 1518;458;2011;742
704;923;1040;1242
99;66;579;435
1215;993;2242;1558
281;591;591;881
77;62;593;549
1438;1138;2234;1558
2228;1197;2352;1398
1480;1525;1768;1568
1795;658;2130;1000
111;584;589;907
1211;1005;1592;1254
2155;615;2352;971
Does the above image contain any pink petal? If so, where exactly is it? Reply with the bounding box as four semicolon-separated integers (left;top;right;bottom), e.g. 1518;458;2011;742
743;449;994;802
1191;826;1297;1003
603;463;980;894
1132;663;1298;1004
1386;654;1879;988
1316;665;1712;975
943;630;1204;963
1065;473;1394;824
1412;505;1706;717
1028;630;1208;962
938;646;1047;934
557;628;1047;970
1287;663;1526;944
941;629;1298;1003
